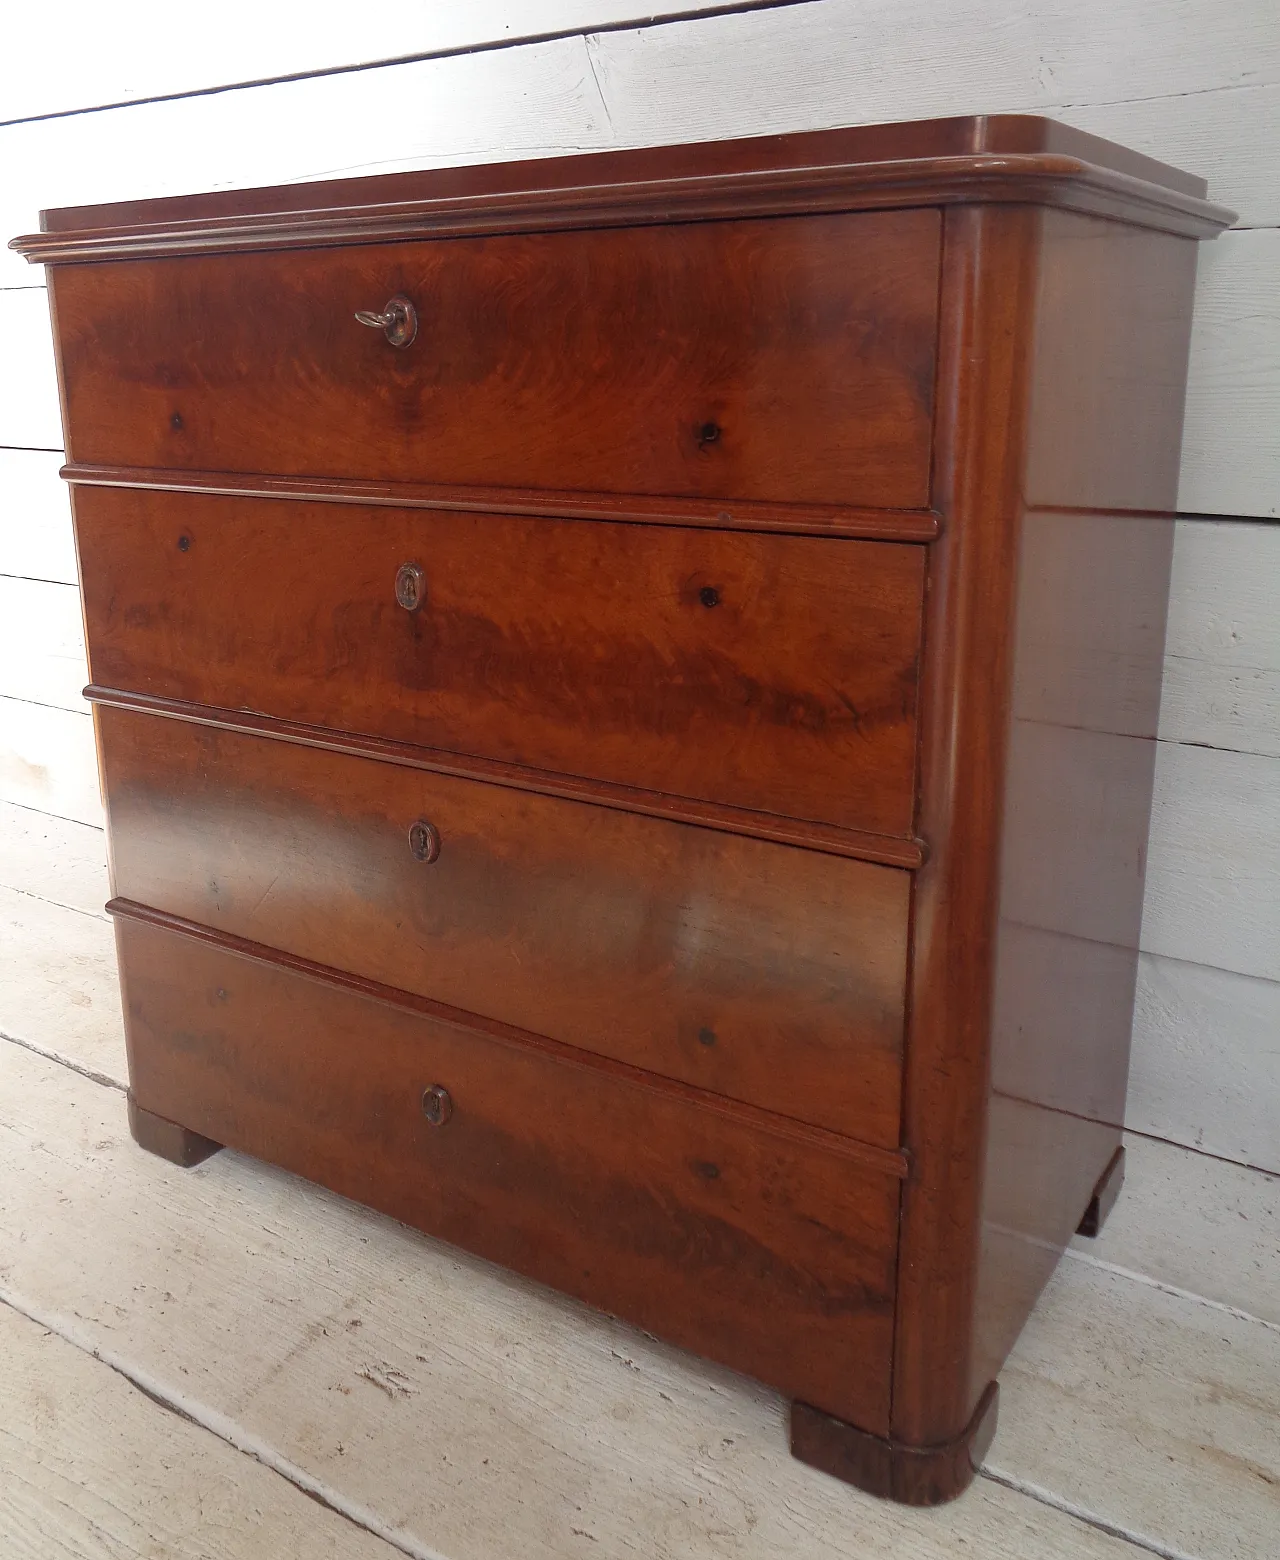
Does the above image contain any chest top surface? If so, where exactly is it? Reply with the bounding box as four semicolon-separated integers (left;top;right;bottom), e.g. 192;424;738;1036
10;112;1232;267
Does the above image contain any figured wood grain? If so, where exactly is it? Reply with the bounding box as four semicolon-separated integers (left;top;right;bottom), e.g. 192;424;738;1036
74;489;926;838
84;688;926;868
50;210;941;509
0;1037;1159;1560
60;464;943;544
99;706;910;1145
116;912;901;1434
16;112;1236;1503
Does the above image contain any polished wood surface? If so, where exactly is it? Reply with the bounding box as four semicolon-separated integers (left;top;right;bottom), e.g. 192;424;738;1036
99;705;910;1145
791;1381;999;1507
24;116;1228;1504
74;488;925;837
126;1093;221;1167
60;463;942;543
52;211;940;509
11;117;1229;268
116;911;901;1434
85;687;927;869
30;114;1213;235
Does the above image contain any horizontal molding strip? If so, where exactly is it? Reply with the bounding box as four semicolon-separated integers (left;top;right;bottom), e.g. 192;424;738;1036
13;156;1233;264
85;685;928;870
61;464;942;543
109;895;912;1182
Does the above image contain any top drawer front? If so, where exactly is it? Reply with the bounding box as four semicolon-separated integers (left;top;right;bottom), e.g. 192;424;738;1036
53;211;940;510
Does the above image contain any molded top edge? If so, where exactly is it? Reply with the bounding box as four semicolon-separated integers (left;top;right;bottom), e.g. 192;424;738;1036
10;114;1235;261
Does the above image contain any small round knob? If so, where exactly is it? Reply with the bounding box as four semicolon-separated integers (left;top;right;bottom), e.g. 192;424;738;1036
421;1085;453;1127
395;562;426;612
408;819;441;863
354;294;418;348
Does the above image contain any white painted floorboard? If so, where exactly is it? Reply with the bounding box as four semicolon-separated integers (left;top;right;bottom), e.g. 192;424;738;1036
0;1303;399;1560
1;815;1277;1558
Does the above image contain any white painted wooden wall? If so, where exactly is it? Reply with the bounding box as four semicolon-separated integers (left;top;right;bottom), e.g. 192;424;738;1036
1;0;1276;1173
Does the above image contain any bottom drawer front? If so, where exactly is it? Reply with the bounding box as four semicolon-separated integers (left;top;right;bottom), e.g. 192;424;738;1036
118;914;898;1433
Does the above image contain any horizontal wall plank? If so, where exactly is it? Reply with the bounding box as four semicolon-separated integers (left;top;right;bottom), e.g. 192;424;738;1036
1143;740;1280;982
0;2;785;124
1130;953;1280;1171
1179;229;1280;517
0;696;101;826
0;288;60;448
0;37;610;289
0;449;75;583
1160;518;1280;756
0;577;87;712
587;1;1279;224
0;1304;397;1560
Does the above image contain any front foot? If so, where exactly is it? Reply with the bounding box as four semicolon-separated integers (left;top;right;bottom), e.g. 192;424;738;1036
127;1093;222;1167
790;1381;998;1505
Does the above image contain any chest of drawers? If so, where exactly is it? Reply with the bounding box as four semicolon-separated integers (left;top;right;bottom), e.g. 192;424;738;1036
12;114;1231;1505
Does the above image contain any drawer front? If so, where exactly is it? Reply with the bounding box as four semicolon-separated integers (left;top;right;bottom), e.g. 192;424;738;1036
78;489;925;837
117;913;899;1432
54;211;940;510
101;707;909;1146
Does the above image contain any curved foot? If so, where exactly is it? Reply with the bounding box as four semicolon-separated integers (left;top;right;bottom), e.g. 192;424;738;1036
790;1381;998;1505
127;1093;222;1167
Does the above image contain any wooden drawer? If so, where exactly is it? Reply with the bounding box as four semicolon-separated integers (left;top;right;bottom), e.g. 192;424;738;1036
100;706;909;1146
53;211;940;510
77;489;925;838
116;911;900;1432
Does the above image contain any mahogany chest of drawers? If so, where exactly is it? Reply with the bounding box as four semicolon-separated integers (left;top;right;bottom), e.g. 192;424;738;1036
13;115;1231;1504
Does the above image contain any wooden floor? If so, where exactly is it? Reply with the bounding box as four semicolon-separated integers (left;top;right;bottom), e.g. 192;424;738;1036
1;797;1276;1560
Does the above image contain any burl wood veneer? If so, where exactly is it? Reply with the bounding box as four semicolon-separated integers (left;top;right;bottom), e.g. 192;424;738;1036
12;114;1232;1504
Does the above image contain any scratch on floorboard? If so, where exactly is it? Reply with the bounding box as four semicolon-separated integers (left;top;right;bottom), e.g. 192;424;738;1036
0;1284;448;1560
1062;1246;1280;1335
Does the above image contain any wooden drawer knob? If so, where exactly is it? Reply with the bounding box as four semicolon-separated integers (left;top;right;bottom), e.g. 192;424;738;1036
395;562;426;612
421;1085;453;1127
354;293;418;348
408;819;441;863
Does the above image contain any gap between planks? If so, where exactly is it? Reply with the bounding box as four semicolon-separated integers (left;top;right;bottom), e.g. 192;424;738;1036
977;1470;1204;1560
0;1287;434;1560
0;1;816;129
